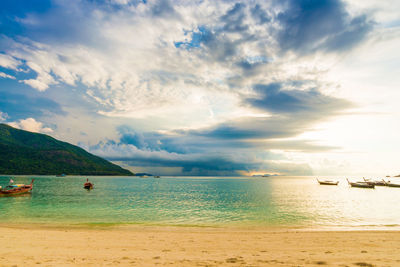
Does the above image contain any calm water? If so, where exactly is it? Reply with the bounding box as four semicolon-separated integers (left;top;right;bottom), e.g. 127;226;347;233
1;176;400;228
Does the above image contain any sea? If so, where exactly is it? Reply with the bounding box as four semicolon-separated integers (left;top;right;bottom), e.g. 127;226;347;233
1;175;399;229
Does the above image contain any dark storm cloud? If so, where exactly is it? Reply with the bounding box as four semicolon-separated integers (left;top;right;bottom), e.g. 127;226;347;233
89;114;334;175
184;81;352;142
117;125;149;150
117;125;191;154
105;148;313;176
109;154;259;174
175;3;260;63
246;83;352;115
113;120;338;157
187;116;303;141
220;3;249;33
276;0;374;53
175;0;373;62
251;4;271;25
150;0;180;19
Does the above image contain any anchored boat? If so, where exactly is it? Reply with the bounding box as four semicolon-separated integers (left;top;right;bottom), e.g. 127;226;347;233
83;178;94;190
386;181;400;188
0;179;34;196
363;178;387;186
316;179;339;185
346;178;375;189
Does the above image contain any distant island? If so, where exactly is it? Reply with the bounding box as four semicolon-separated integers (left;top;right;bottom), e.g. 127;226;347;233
252;174;279;177
0;123;133;175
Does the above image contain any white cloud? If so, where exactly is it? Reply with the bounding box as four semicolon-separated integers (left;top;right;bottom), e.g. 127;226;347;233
22;78;52;91
0;72;15;79
345;0;400;26
8;118;53;134
0;111;8;122
0;53;21;70
0;2;271;123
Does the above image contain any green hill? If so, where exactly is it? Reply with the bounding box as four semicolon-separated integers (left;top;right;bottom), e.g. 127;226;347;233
0;123;133;175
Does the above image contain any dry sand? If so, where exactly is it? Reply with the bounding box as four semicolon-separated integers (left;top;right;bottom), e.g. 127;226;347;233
1;224;400;266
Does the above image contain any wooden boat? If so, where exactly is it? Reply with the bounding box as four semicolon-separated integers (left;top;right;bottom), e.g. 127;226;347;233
83;179;94;190
154;176;161;178
386;181;400;188
387;183;400;187
0;179;34;196
346;179;375;188
316;179;338;185
363;178;387;186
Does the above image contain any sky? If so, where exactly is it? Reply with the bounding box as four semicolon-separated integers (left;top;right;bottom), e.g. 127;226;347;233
0;0;399;176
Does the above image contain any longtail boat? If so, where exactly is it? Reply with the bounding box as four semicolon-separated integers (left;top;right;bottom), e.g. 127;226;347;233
316;179;339;185
346;178;375;189
363;178;387;186
0;179;34;196
83;178;94;190
385;180;400;188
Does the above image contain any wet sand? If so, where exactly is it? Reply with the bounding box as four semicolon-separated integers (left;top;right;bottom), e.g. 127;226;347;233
1;224;400;266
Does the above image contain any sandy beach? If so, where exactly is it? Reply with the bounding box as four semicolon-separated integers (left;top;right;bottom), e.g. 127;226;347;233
1;225;400;266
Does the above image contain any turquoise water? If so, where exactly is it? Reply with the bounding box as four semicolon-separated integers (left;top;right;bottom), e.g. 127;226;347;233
1;176;400;228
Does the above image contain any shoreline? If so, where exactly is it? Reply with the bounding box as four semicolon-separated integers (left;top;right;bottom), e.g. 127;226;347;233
1;224;400;266
2;220;400;232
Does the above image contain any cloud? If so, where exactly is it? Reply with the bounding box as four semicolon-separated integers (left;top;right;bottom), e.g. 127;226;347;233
79;74;352;175
251;4;271;25
0;72;15;79
0;91;66;120
187;82;352;142
83;119;339;176
0;0;52;37
22;78;52;91
220;3;249;33
118;125;154;150
0;0;372;123
189;115;317;141
87;139;313;176
150;0;180;19
0;53;22;70
0;0;382;176
0;111;8;122
246;82;352;115
8;117;53;133
116;125;190;153
276;0;374;53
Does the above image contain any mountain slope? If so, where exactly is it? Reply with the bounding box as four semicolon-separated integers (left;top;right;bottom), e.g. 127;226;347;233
0;124;133;175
